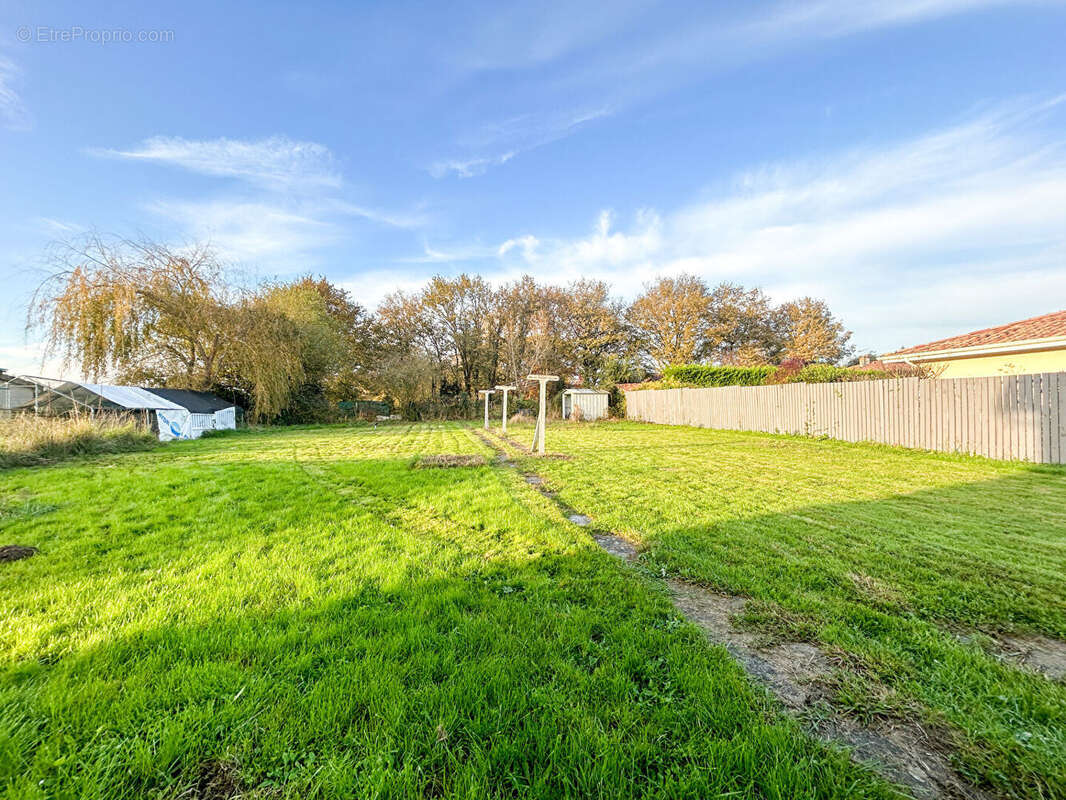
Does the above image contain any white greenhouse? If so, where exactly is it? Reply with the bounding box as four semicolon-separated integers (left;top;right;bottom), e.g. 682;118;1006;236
0;370;237;441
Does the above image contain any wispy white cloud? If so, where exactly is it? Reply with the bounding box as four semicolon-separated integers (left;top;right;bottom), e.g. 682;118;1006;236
741;0;1027;43
330;200;431;229
0;55;31;130
35;217;83;235
431;106;610;178
397;241;501;264
432;0;1031;176
430;151;516;179
148;199;342;262
100;134;428;261
93;135;341;189
426;96;1066;352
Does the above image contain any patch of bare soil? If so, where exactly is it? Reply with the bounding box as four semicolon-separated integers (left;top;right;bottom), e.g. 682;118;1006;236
414;454;488;469
667;579;989;800
813;717;989;800
0;544;38;563
997;635;1066;681
668;580;831;709
194;759;244;799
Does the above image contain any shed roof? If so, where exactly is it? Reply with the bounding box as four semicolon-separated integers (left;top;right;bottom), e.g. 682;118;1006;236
143;387;234;413
562;388;609;395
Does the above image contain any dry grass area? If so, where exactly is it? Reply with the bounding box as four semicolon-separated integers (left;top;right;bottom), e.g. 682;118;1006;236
0;414;157;469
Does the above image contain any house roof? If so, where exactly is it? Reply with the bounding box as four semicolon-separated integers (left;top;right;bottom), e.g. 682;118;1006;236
883;309;1066;360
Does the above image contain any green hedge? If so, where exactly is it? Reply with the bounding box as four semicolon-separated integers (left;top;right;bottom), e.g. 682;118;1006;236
629;363;907;391
661;364;776;387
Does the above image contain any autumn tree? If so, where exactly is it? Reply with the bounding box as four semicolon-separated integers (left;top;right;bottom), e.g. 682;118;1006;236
261;276;376;405
552;279;628;385
494;275;558;384
372;351;436;414
420;274;497;394
779;297;853;363
628;274;713;368
704;283;786;365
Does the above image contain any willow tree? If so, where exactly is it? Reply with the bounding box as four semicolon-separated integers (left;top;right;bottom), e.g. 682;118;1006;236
30;235;302;419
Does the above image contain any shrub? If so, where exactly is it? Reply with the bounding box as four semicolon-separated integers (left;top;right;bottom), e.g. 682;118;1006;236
629;361;918;391
661;364;777;387
0;414;157;469
788;364;904;384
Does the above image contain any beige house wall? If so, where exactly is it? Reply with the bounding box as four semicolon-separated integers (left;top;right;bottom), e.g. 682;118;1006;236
912;349;1066;378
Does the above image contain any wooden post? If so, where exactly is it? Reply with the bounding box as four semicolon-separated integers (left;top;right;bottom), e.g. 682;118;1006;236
495;385;517;435
478;389;495;430
526;374;559;455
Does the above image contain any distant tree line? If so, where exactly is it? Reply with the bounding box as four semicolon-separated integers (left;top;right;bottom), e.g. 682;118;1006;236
31;237;853;421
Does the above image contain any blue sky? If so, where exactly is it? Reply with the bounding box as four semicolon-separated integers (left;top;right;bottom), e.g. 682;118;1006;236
1;1;1065;376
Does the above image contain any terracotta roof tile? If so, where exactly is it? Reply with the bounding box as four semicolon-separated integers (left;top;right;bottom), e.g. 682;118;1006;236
884;309;1066;357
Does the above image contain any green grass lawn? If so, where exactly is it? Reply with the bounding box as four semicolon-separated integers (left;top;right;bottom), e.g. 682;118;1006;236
3;421;1064;799
506;420;1066;799
1;423;895;800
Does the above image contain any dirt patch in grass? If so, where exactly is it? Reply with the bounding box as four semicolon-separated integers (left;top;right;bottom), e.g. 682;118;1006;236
997;635;1066;681
193;759;244;799
0;545;39;563
669;580;832;709
414;454;488;469
668;579;989;800
813;716;991;800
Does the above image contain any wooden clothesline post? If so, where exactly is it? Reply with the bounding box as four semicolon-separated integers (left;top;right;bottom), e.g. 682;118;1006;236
477;389;495;431
495;385;517;435
526;374;559;455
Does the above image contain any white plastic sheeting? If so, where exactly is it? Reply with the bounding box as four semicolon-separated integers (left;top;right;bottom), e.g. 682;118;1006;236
78;384;183;410
157;409;193;441
156;407;237;441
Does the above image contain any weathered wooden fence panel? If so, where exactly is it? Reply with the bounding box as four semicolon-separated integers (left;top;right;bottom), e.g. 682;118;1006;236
624;373;1066;464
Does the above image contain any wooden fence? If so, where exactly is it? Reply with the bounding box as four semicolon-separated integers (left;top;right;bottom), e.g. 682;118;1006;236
624;373;1066;464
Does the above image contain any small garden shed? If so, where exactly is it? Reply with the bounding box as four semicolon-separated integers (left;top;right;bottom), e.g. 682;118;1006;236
561;388;609;420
